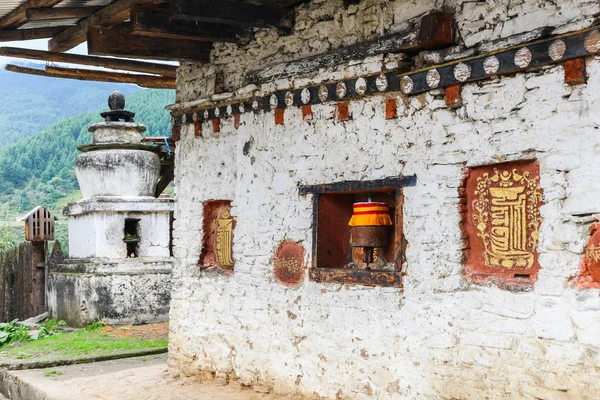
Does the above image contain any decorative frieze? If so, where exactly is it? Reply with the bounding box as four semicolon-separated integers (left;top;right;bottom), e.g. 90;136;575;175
170;26;600;132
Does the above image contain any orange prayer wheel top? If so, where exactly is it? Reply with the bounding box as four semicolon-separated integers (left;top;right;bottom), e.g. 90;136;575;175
348;202;393;227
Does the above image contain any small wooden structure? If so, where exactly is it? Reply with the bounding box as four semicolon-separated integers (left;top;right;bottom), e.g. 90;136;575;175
21;206;57;243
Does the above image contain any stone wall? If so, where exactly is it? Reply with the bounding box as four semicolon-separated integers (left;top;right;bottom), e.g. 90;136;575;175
169;0;600;398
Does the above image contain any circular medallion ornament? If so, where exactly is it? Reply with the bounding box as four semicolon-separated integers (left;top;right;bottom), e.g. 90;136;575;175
514;47;532;68
239;103;245;113
214;108;220;118
170;117;175;126
252;99;259;110
376;74;388;92
181;114;187;124
483;56;500;75
273;241;305;287
318;85;329;102
204;110;209;119
585;30;600;53
454;62;471;82
426;69;441;88
270;94;278;110
192;112;198;122
285;91;294;107
301;88;311;105
226;105;233;115
355;78;367;95
548;40;566;61
400;76;414;94
336;82;347;98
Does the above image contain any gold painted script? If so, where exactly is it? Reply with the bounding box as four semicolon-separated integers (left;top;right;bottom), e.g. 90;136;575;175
215;208;235;269
473;169;542;269
586;244;600;263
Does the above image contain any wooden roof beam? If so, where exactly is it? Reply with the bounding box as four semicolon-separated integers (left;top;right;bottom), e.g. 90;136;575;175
171;0;294;32
87;25;211;62
0;26;70;42
0;0;66;29
4;64;175;89
48;0;164;53
25;6;104;21
131;8;240;42
0;46;178;77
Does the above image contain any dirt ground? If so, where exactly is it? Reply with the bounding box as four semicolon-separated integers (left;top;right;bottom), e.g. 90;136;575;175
8;354;303;400
101;321;169;340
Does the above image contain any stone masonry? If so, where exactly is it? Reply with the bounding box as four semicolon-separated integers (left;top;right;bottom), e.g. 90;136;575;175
168;0;600;398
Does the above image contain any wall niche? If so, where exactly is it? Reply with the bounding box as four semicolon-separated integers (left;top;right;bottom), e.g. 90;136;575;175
199;200;236;271
299;177;416;288
462;161;543;289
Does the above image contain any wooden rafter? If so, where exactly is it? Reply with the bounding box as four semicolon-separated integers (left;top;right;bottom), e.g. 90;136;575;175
25;6;104;21
87;25;211;62
48;0;164;52
0;47;178;77
131;8;239;42
0;26;70;42
171;0;293;32
0;0;66;29
4;64;175;89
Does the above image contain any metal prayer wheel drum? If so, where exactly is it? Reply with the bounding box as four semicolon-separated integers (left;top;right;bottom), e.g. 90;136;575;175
349;226;388;248
348;202;393;267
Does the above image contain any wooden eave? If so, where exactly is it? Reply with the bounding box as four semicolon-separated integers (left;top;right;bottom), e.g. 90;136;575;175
0;0;305;86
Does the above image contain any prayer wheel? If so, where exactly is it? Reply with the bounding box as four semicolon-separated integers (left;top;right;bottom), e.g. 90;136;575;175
348;201;392;269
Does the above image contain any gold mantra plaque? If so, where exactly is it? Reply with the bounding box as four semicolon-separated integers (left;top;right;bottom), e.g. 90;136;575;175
587;244;600;263
472;168;542;269
215;208;235;269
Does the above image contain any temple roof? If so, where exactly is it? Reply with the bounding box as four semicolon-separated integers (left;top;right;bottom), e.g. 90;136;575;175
0;0;305;87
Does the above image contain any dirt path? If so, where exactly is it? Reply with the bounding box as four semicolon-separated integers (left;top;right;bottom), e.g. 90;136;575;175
7;354;301;400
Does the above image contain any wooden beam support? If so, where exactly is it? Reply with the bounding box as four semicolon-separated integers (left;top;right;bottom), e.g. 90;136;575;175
171;0;293;32
0;26;70;42
25;6;104;21
131;9;240;42
0;46;178;77
87;25;211;62
48;0;164;52
245;30;416;85
154;164;175;198
0;0;65;29
4;64;175;89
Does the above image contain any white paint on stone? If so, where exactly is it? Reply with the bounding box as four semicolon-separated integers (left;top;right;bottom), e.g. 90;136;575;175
168;1;600;398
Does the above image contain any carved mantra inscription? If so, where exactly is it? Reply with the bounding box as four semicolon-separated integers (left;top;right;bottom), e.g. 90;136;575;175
274;241;305;286
464;162;543;285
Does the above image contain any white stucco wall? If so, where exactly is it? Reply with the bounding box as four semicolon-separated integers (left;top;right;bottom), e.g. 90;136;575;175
169;0;600;398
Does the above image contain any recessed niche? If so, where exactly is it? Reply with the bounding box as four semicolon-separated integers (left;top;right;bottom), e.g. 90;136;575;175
299;177;416;288
124;218;140;258
199;200;236;270
462;161;543;289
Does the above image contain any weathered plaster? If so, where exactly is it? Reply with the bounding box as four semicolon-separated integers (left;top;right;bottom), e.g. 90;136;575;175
169;1;600;398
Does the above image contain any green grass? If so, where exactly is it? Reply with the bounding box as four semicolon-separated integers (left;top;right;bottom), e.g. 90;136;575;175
54;190;83;211
44;370;63;377
0;329;167;361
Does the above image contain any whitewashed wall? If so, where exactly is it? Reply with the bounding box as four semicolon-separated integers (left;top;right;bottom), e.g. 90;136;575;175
169;0;600;398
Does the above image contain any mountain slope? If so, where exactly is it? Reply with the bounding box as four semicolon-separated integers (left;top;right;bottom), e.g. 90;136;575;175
0;88;175;219
0;64;140;147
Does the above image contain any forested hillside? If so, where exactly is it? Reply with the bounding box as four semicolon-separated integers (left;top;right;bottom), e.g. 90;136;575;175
0;88;175;221
0;64;140;147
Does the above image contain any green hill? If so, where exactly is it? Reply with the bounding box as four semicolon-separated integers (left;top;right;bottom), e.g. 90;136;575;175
0;88;175;221
0;63;140;147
